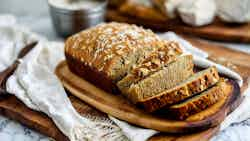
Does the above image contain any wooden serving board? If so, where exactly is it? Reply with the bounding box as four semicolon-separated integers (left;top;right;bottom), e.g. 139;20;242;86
0;37;249;141
106;9;250;43
56;61;240;133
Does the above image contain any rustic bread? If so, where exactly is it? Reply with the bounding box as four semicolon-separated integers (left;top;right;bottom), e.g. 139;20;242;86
65;22;182;93
167;80;229;120
118;55;194;104
138;66;220;112
117;42;183;94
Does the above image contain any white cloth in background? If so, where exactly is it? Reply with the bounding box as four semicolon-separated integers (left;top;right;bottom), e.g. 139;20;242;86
0;14;16;26
216;0;250;23
0;14;42;72
177;0;216;26
154;0;250;26
0;15;249;141
153;0;216;26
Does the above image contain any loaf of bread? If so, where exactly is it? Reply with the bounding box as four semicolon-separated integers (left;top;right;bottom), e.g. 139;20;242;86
118;55;193;104
65;22;226;121
65;22;182;93
167;79;229;120
138;66;220;112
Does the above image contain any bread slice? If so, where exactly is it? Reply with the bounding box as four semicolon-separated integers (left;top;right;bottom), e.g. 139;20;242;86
186;80;232;121
167;80;229;120
65;22;182;93
185;79;231;121
117;42;184;95
138;66;220;112
118;55;194;104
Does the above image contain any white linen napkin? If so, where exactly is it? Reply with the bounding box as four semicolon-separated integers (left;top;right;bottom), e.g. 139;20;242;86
6;41;128;141
1;15;248;141
0;15;42;72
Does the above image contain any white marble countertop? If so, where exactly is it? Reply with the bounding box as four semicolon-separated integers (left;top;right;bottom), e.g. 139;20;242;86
0;115;51;141
0;0;249;141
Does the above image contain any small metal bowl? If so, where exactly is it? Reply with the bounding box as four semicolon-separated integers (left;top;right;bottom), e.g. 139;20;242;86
48;0;107;37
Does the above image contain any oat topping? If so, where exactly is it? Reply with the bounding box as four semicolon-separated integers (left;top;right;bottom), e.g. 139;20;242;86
138;68;150;77
132;41;182;78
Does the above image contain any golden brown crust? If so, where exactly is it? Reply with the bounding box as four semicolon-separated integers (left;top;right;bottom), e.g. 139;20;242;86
168;80;229;120
138;66;220;112
65;53;118;93
65;22;159;79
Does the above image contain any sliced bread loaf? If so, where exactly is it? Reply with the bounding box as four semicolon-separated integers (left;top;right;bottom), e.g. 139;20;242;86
138;66;220;112
167;80;229;120
65;22;183;93
118;55;194;104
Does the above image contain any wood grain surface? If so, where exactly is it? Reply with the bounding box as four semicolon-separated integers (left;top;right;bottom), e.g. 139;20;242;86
106;9;250;43
0;37;249;141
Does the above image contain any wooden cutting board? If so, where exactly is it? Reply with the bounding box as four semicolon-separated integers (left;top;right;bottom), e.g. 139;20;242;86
0;37;249;141
56;61;240;133
106;9;250;43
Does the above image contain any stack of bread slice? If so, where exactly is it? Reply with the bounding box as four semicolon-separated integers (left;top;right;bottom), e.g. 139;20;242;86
65;22;230;120
166;79;230;120
118;52;227;119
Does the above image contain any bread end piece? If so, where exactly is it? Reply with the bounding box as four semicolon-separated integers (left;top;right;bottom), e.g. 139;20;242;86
139;66;220;112
168;80;230;120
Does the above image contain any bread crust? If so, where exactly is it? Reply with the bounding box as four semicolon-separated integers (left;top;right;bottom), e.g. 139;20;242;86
138;66;220;112
65;53;118;93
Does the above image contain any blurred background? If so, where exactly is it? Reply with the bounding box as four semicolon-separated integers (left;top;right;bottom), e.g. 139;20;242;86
0;0;56;39
0;0;48;16
1;0;247;53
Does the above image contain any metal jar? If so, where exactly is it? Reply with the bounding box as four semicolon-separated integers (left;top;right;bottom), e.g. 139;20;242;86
48;0;107;37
